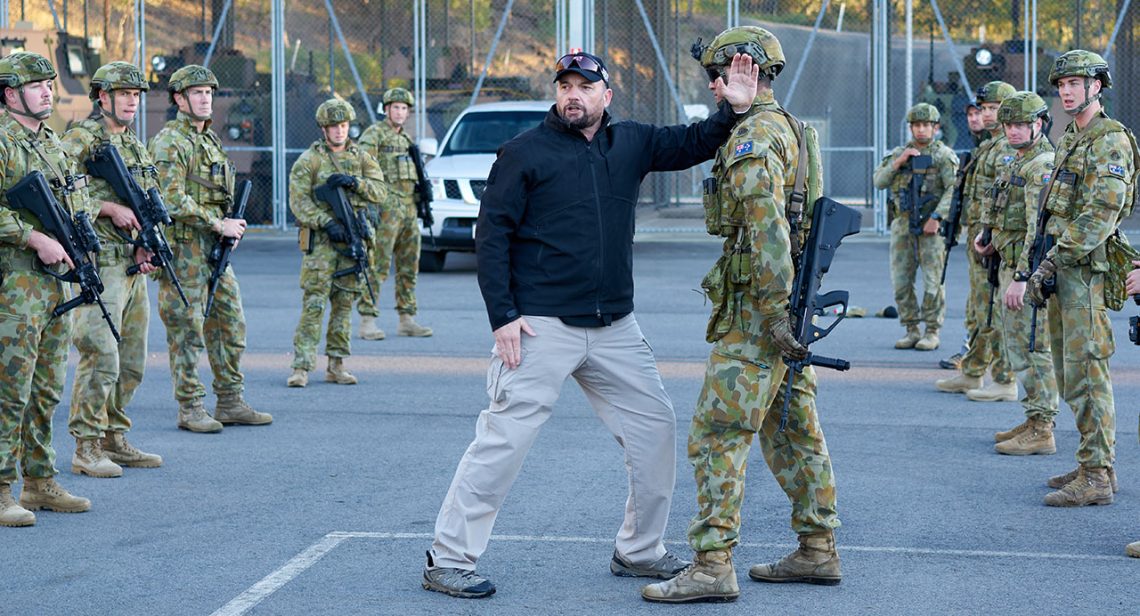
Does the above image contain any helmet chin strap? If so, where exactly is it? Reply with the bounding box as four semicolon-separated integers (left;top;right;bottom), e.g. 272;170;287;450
914;136;932;146
177;92;211;122
100;95;133;127
1065;77;1102;116
7;86;51;121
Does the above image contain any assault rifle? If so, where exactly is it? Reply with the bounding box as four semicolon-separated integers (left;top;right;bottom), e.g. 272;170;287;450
84;143;189;307
1129;292;1140;346
408;143;436;249
939;151;972;284
7;170;120;341
977;228;1001;327
1026;209;1055;352
779;197;862;431
901;154;938;261
315;179;376;306
204;179;251;318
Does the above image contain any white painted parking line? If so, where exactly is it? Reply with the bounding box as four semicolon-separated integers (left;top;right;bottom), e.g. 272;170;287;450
213;530;1130;615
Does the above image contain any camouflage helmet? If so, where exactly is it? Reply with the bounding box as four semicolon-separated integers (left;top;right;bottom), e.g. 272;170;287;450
382;87;414;107
906;102;941;124
1048;49;1111;88
997;91;1049;124
167;64;218;93
976;81;1016;104
696;26;784;78
89;61;149;100
315;98;356;126
0;52;56;88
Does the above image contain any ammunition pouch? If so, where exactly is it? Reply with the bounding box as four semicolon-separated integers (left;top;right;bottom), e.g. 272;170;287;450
1104;230;1138;310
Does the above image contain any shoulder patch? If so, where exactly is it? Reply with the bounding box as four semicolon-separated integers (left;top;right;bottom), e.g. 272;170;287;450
1041;172;1051;183
734;141;754;157
1001;155;1015;164
1107;163;1126;178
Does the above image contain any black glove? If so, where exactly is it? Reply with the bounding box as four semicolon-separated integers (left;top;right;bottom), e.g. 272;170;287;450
768;315;809;362
327;173;358;190
1026;257;1057;307
323;220;349;244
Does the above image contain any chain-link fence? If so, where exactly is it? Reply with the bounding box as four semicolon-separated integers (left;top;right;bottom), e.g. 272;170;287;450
5;1;1138;229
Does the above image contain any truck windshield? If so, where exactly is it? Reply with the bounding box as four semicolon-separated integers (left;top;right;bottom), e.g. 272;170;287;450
441;111;547;155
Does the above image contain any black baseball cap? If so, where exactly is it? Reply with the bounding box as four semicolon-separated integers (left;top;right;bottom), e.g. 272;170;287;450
553;52;610;85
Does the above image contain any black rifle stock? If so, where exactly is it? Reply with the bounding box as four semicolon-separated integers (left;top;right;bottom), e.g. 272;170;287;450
779;197;862;431
940;151;972;284
84;143;189;307
1129;289;1140;346
408;143;437;250
314;180;376;306
204;179;251;318
902;154;937;262
7;170;120;341
1026;208;1055;352
977;228;1001;328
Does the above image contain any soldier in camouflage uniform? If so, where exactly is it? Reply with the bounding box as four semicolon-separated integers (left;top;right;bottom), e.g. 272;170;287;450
0;52;92;526
643;27;840;604
149;65;272;433
286;99;387;388
1026;50;1137;507
873;103;959;351
355;87;432;340
973;92;1059;456
936;82;1019;401
63;61;164;478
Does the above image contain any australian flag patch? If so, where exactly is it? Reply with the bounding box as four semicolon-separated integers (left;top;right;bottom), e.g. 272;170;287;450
734;141;754;157
1107;163;1126;177
1042;172;1051;183
1002;155;1015;164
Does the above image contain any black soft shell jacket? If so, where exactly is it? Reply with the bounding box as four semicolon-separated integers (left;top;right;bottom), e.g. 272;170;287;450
475;102;738;330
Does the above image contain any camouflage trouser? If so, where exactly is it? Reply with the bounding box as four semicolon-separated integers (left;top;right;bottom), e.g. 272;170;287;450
358;196;421;316
1048;264;1115;468
959;225;1013;383
291;247;359;370
889;218;945;330
69;253;149;439
996;267;1058;423
157;262;246;404
687;294;839;551
0;268;70;481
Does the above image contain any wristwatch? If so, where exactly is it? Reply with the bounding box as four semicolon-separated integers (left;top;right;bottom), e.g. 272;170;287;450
929;212;942;221
1013;270;1031;282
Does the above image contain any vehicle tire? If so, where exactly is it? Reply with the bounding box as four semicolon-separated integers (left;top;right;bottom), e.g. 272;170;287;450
419;249;447;273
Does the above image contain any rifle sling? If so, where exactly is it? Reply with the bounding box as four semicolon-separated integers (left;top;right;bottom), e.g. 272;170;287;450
777;108;809;258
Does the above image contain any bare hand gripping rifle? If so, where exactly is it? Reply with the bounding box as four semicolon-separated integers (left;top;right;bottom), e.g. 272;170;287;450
84;143;189;307
7;170;121;341
779;197;862;431
314;180;376;306
204;179;251;318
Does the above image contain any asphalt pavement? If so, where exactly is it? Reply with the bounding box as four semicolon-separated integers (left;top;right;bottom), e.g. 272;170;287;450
7;220;1140;616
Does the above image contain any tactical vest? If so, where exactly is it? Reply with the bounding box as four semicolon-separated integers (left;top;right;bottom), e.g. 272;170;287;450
1045;116;1139;222
67;120;158;248
363;123;416;191
885;143;949;220
964;135;1006;225
990;141;1053;266
3;122;88;232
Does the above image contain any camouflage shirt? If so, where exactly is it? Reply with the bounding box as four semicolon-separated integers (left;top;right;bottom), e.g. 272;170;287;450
357;120;415;197
62;118;159;248
984;137;1054;270
148;111;235;234
873;139;958;220
288;140;387;228
1043;110;1138;269
963;131;1015;225
0;114;94;253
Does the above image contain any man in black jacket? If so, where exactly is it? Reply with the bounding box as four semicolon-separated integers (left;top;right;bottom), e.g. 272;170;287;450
422;51;758;599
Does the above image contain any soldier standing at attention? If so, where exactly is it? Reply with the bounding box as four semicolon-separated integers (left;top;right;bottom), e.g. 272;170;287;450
149;65;272;433
643;27;840;603
356;87;432;340
873;103;958;352
974;92;1059;457
936;82;1018;401
63;62;163;477
0;52;92;526
286;99;387;388
1026;50;1137;507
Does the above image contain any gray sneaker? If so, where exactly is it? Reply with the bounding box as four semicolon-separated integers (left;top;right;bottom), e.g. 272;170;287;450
611;549;690;579
422;551;495;598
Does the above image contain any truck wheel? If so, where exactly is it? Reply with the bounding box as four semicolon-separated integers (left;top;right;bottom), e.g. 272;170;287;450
419;249;447;273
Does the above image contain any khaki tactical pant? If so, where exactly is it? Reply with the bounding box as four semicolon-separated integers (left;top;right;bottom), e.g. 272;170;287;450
889;218;946;330
960;224;1013;382
359;195;422;316
996;267;1058;423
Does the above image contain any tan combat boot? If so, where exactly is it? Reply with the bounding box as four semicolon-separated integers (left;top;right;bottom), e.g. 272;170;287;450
748;530;842;585
935;373;983;393
325;357;358;385
71;438;123;478
397;313;433;337
1127;541;1140;558
994;419;1056;455
994;418;1033;442
101;432;163;468
19;476;90;513
894;326;921;349
286;369;309;388
1043;467;1113;507
1048;465;1118;493
641;549;739;604
0;481;35;527
914;328;940;351
177;400;223;433
215;393;273;425
965;380;1018;402
359;316;386;340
